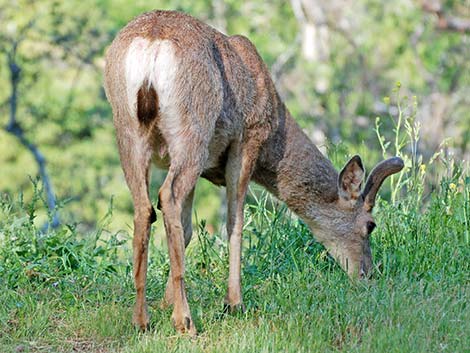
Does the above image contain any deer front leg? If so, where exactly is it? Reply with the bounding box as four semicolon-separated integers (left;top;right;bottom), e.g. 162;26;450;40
224;142;258;312
159;166;199;336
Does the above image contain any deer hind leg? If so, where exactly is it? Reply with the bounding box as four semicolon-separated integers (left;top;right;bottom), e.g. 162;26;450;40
162;187;195;308
224;140;260;313
159;140;206;335
115;125;155;331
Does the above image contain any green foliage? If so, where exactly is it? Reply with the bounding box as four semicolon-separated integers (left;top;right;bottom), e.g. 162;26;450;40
0;2;469;351
1;0;469;231
1;138;469;351
0;185;127;293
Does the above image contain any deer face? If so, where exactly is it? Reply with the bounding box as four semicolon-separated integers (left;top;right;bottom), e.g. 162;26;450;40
307;156;404;278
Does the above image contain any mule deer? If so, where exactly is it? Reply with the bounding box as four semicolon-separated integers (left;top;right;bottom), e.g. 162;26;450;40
103;10;404;335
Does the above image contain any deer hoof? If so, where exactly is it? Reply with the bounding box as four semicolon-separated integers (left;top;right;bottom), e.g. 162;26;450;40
132;309;150;331
172;315;197;337
222;302;246;315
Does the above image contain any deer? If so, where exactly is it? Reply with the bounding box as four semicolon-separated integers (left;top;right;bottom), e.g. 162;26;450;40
103;10;404;336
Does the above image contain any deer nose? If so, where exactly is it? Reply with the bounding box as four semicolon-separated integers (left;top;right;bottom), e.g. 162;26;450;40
359;268;366;279
359;261;372;279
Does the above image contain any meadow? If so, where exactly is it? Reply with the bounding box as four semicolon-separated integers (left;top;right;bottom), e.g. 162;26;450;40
1;136;469;352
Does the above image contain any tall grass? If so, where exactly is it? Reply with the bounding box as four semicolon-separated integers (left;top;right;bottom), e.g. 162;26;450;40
1;91;469;352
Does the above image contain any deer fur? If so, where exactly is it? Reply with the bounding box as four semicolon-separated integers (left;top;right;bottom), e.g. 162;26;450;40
103;10;404;335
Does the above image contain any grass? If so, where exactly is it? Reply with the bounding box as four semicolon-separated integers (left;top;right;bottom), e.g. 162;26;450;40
1;91;469;352
1;171;469;352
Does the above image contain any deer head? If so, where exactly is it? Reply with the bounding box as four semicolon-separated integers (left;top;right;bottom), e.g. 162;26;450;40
305;156;404;278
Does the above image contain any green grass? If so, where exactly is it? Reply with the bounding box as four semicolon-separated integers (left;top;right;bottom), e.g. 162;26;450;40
1;169;469;353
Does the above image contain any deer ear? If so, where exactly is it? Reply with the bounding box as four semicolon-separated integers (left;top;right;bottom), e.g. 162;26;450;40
338;155;364;202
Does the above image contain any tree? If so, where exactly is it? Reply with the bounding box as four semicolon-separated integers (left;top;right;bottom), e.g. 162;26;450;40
0;0;111;229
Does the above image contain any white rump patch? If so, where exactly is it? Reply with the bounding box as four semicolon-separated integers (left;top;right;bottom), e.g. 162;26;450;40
125;38;178;119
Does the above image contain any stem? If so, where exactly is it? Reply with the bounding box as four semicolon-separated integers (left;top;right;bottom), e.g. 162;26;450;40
390;89;403;204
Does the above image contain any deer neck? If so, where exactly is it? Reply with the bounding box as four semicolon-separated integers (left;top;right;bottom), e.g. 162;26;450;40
252;109;339;219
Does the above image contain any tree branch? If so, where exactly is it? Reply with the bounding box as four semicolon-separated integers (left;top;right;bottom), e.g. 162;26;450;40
421;0;470;33
5;123;60;229
271;34;301;85
4;36;60;230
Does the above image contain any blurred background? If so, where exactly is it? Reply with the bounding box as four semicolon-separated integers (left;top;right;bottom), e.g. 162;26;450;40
0;0;469;237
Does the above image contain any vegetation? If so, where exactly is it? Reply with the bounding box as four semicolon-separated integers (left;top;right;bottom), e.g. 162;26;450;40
1;0;469;232
0;0;469;352
1;101;469;351
1;142;469;352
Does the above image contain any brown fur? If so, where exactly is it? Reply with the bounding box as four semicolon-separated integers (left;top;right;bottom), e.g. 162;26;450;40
103;10;403;335
137;80;159;126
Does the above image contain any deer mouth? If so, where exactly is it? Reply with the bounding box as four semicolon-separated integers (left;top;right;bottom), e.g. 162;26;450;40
359;257;372;279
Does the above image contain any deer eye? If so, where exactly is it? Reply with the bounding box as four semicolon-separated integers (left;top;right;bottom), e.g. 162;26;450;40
366;221;376;234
